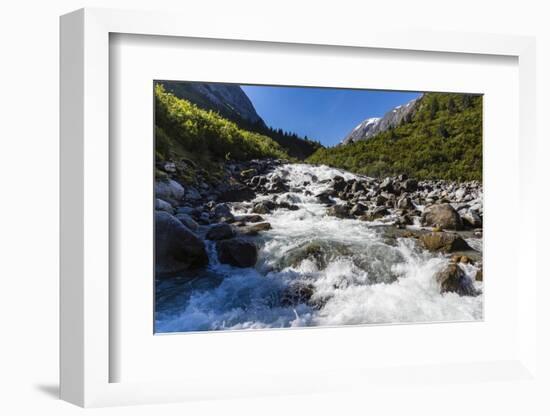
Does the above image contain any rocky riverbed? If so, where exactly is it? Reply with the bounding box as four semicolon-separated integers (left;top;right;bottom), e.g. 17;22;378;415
154;159;483;332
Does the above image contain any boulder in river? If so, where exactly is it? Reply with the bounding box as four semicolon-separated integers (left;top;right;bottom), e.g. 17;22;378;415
361;206;390;221
420;232;472;253
155;198;174;214
315;191;334;205
327;204;351;219
175;213;199;232
454;188;467;201
278;201;300;211
421;203;463;230
237;222;272;236
206;223;235;240
216;238;258;268
265;176;289;193
380;192;396;202
252;200;277;214
396;196;414;210
395;214;413;228
351;181;366;194
212;203;235;223
155;211;208;276
176;206;194;216
197;212;211;225
380;178;394;193
217;184;256;202
435;262;478;296
401;178;418;192
349;203;368;216
282;240;351;270
462;210;482;228
234;214;265;223
184;186;201;201
155;179;185;204
280;281;319;308
374;194;388;206
332;175;346;192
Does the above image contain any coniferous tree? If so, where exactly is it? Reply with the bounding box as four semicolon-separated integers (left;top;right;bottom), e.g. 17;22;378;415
429;97;440;120
437;121;449;138
306;92;482;181
447;98;457;115
462;94;473;109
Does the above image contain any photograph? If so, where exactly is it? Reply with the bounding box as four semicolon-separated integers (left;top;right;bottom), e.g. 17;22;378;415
1;0;543;412
154;80;483;333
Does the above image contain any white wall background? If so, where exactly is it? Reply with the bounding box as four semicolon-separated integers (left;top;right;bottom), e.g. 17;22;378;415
0;1;547;415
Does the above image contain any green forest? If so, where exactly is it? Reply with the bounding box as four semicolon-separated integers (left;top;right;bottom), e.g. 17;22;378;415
157;81;322;160
156;86;482;183
307;93;482;181
155;85;291;179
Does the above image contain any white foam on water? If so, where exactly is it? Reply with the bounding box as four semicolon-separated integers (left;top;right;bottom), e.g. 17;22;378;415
466;238;483;253
156;164;483;333
313;240;483;326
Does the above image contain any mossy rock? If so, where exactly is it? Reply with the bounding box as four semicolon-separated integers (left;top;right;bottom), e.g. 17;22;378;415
237;222;272;236
435;262;478;296
420;232;471;253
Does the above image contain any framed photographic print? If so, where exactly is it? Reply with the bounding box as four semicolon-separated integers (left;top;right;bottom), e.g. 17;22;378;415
60;8;538;408
152;80;484;334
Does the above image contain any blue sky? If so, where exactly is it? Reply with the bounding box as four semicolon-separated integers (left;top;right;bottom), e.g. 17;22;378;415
242;85;421;147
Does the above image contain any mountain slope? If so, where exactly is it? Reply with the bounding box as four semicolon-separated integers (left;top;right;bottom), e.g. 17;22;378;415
342;117;380;145
156;81;323;159
158;81;266;128
341;95;421;145
155;85;290;182
307;92;482;181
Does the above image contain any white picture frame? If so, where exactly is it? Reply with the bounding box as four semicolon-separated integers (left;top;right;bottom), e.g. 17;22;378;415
60;7;538;408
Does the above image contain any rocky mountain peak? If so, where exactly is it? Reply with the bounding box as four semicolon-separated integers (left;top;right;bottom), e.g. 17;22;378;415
341;95;421;145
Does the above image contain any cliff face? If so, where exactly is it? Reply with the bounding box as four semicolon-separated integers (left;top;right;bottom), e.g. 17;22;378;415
158;81;266;128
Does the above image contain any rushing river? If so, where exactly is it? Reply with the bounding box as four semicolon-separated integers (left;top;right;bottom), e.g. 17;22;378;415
155;164;483;333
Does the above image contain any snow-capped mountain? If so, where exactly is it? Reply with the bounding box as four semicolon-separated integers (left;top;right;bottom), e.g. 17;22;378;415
347;117;381;143
340;96;421;145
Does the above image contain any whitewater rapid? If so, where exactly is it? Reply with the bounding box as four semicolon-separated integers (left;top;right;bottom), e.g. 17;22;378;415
155;164;483;333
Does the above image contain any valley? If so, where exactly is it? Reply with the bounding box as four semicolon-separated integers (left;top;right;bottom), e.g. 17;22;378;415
153;82;483;332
